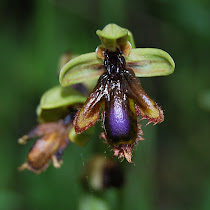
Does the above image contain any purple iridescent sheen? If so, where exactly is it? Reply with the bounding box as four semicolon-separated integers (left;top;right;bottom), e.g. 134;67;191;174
108;98;130;137
103;88;137;146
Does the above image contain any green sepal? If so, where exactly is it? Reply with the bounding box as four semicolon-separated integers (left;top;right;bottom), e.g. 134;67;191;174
37;85;86;122
36;105;69;123
96;24;129;51
69;126;94;147
40;85;86;109
126;48;175;77
59;52;104;87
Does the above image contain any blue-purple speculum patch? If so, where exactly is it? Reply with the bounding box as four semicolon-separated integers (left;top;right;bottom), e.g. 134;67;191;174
59;24;175;162
102;51;138;146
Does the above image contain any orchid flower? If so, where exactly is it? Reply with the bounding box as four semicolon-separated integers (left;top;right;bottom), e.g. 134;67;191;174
18;85;92;173
59;24;175;163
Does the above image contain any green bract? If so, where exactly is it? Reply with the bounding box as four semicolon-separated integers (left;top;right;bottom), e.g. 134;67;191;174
37;85;86;122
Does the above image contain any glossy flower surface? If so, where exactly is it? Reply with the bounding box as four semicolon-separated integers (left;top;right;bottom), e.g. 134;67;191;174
73;50;164;162
59;24;175;162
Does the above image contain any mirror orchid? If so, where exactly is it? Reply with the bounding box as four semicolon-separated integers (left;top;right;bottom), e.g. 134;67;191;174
59;24;175;163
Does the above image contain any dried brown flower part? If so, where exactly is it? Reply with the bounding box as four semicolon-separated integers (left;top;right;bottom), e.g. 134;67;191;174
18;115;73;174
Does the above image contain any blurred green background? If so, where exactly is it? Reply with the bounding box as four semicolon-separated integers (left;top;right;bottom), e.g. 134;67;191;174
0;0;210;209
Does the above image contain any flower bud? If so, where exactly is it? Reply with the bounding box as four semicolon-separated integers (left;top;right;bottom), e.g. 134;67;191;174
81;155;124;191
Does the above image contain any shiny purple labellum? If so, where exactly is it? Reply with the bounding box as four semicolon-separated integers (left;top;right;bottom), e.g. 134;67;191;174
107;98;130;137
103;77;137;146
104;98;137;146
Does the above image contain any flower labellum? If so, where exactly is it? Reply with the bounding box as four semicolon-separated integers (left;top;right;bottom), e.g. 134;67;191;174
59;24;175;163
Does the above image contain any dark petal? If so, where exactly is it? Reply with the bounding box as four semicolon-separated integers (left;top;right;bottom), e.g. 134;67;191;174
74;73;108;134
103;79;137;146
123;68;164;122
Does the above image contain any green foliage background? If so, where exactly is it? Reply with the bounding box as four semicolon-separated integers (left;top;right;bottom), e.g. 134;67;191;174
0;0;210;209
